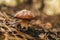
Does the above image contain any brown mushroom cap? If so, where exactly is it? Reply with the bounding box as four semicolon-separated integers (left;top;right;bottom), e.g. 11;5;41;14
14;9;35;20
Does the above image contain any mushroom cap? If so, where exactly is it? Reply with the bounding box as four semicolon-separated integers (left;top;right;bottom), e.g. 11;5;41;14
14;9;35;20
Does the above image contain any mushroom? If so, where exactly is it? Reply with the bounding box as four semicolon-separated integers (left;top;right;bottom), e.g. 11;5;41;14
14;9;35;30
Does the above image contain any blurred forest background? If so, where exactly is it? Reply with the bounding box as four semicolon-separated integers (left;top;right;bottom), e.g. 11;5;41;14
0;0;60;40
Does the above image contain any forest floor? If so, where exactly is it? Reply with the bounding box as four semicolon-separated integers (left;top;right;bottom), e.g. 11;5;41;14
0;5;60;40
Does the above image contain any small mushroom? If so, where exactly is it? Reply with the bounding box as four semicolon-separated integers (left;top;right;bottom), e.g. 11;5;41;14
14;9;35;30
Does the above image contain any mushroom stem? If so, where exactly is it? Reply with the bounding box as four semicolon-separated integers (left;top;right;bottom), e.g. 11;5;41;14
20;20;28;30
